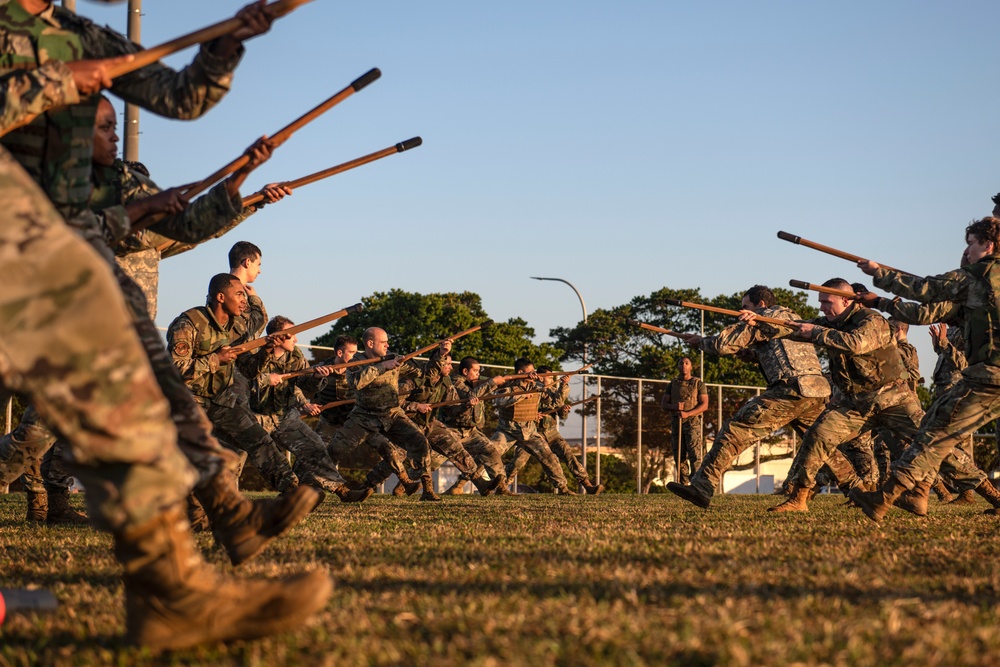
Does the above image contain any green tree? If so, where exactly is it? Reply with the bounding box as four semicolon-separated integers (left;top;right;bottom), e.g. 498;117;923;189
310;289;564;368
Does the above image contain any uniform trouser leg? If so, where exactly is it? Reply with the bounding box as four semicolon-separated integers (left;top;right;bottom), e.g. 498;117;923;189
794;407;869;489
892;378;999;491
683;421;704;483
206;402;297;493
426;422;478;478
0;152;193;531
40;439;74;493
691;391;825;498
460;429;506;481
840;432;878;488
328;413;405;487
0;405;56;487
272;411;347;488
545;431;589;484
494;431;568;490
382;414;432;476
505;446;532;479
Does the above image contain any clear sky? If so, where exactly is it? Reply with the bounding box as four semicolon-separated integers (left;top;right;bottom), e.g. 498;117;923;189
82;0;1000;377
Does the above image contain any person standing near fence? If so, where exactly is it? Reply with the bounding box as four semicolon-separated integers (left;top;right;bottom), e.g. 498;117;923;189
660;357;708;486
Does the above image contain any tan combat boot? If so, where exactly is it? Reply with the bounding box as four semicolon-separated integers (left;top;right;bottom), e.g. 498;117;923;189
420;474;441;502
948;489;977;505
115;506;332;651
46;489;89;525
849;476;908;523
25;490;47;523
194;469;322;566
470;476;495;495
444;478;468;495
768;484;810;512
974;480;1000;513
335;483;374;503
399;472;422;496
391;480;407;496
892;478;932;517
931;478;956;503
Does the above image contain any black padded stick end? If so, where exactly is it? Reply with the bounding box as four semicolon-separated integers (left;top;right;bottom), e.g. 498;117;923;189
396;136;422;152
777;230;801;244
352;68;381;91
479;319;494;329
625;318;640;327
788;280;809;290
347;302;364;314
664;298;682;307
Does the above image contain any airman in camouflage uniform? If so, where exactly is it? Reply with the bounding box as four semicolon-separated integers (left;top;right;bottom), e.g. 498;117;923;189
490;358;574;494
667;285;831;509
312;335;359;438
750;278;924;513
505;368;603;494
0;0;331;650
325;327;447;501
660;357;709;486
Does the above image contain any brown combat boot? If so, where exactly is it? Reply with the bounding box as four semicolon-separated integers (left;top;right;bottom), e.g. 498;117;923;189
25;490;47;523
555;486;579;495
335;483;374;503
849;475;908;523
115;506;332;651
471;476;495;496
420;475;441;502
892;479;932;517
444;478;468;495
974;479;1000;512
186;494;210;533
391;480;406;496
46;489;89;525
583;481;605;495
667;482;711;509
194;469;322;566
947;489;977;505
768;484;810;512
932;478;956;503
398;472;422;496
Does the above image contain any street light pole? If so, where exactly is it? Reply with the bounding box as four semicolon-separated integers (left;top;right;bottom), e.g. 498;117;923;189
530;277;589;486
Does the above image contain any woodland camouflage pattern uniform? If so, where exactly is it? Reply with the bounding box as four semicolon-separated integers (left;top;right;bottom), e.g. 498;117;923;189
441;373;509;484
506;378;590;486
238;344;349;492
661;372;707;486
685;305;831;499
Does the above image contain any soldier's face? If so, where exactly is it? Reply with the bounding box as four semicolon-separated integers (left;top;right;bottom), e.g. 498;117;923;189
219;281;246;317
966;234;995;264
92;99;118;167
678;358;692;375
463;362;481;382
336;343;358;365
819;294;851;321
243;255;262;283
276;324;297;352
367;331;389;357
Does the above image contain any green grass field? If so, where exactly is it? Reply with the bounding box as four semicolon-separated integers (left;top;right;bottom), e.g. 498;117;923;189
2;491;1000;666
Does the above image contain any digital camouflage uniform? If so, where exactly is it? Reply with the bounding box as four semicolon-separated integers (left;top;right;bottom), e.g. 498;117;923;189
325;353;440;489
491;379;571;493
238;344;349;492
684;305;831;499
765;302;923;492
167;304;299;493
441;374;509;484
506;379;590;486
661;374;707;486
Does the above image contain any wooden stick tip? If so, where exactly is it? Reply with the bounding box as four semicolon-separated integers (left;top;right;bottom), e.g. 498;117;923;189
352;68;382;91
777;231;801;244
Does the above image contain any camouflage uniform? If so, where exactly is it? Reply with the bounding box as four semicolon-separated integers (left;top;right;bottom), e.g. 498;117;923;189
506;379;590;486
238;344;349;492
661;375;708;485
685;305;831;498
764;302;924;491
325;354;440;489
490;379;571;492
870;266;999;492
167;304;299;493
441;374;508;483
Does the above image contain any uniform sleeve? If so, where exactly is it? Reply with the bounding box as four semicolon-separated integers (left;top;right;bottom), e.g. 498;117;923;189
0;62;79;132
242;294;267;338
348;363;384;390
167;317;220;392
873;267;973;305
700;321;768;356
875;296;961;325
811;315;892;355
697;378;708;397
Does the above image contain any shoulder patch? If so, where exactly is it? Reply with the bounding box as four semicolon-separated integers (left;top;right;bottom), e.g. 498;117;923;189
172;341;191;357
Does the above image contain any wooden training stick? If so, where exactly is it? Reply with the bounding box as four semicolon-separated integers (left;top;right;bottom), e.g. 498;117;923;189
227;303;363;355
539;395;599;418
776;231;910;275
394;321;493;365
502;364;594;382
625;318;685;338
241;138;423;207
426;389;538;409
663;298;801;328
788;280;859;300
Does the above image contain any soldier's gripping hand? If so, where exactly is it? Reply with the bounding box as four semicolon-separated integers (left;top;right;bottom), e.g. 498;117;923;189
301;403;322;417
857;259;881;276
855;291;879;308
216;346;239;364
230;0;275;42
679;333;702;346
66;55;133;94
259;183;293;204
929;323;948;346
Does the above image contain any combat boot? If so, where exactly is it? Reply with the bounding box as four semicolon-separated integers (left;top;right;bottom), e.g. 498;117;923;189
391;480;406;496
768;484;810;512
420;475;441;502
932;478;956;503
947;489;977;505
194;469;322;566
974;479;1000;512
399;472;422;496
470;476;494;495
25;490;47;523
46;489;89;525
849;475;908;523
582;480;605;495
115;506;332;651
335;483;374;503
555;486;579;495
667;482;711;509
444;478;468;495
186;494;210;533
892;478;932;517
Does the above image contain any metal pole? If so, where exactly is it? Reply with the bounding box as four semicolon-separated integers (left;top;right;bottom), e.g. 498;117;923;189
2;397;11;493
636;379;643;494
123;0;142;161
754;387;761;493
700;310;705;379
595;376;602;485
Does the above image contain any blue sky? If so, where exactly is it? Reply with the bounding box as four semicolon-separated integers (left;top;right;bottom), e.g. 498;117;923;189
82;1;1000;377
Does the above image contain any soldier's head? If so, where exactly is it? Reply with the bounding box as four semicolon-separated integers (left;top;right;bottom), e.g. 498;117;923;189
888;318;909;341
513;358;535;375
742;285;775;311
207;273;246;317
850;283;869;295
229;242;262;283
537;366;554;386
362;327;389;358
92;95;118;168
677;356;693;378
992;193;1000;218
266;316;297;352
818;278;853;322
459;356;482;382
333;335;358;364
965;217;1000;263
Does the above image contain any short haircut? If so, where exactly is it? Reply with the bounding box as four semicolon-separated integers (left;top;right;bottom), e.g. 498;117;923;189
228;241;262;270
334;335;358;352
678;356;692;366
361;328;380;344
513;357;533;373
459;356;479;373
851;282;869;295
743;285;776;307
266;315;294;335
966;217;1000;249
888;318;909;335
207;273;238;304
822;277;852;292
537;366;552;374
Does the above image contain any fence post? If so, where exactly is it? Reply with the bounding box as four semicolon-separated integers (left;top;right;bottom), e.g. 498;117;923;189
595;376;602;486
2;397;11;494
580;374;587;490
754;388;762;493
636;379;643;495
